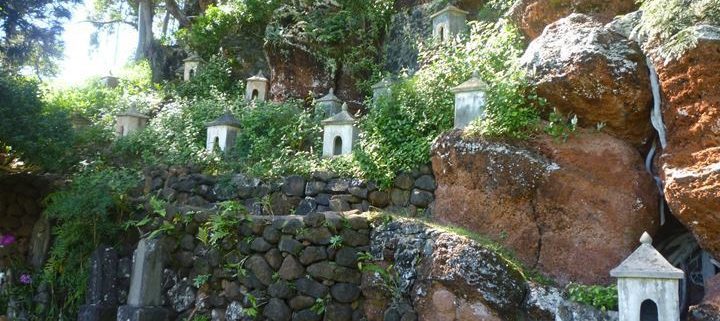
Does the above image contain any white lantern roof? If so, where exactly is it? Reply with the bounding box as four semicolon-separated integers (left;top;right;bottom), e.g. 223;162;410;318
610;232;684;279
451;71;488;94
247;71;268;82
429;4;469;19
207;111;241;128
183;53;203;63
117;107;149;119
371;78;392;90
317;88;342;103
322;103;355;125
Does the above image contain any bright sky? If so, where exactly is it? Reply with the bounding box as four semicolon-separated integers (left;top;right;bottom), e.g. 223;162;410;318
54;0;137;86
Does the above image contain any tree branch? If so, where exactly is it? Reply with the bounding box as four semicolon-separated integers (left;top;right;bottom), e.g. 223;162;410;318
164;0;190;27
82;19;138;29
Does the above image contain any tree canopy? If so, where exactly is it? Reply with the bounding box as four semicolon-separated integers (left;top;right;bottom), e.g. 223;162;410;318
0;0;82;75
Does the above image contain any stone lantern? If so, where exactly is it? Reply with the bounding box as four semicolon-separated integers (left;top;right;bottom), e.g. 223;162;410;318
183;53;203;81
206;111;241;152
322;103;358;157
316;88;343;117
371;78;392;103
245;71;269;102
429;5;469;42
100;74;119;88
610;232;684;321
451;71;488;129
115;107;149;136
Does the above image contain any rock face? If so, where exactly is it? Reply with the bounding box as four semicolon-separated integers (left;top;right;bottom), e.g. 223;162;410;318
655;25;720;260
689;274;720;321
509;0;638;41
431;130;659;285
521;14;653;147
265;42;334;103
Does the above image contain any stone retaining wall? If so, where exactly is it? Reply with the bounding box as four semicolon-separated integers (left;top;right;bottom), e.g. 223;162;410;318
159;211;370;321
143;166;436;218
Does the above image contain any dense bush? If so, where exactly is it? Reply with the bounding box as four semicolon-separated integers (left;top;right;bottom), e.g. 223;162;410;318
356;19;540;186
41;167;140;319
169;55;240;99
0;71;75;172
229;100;322;178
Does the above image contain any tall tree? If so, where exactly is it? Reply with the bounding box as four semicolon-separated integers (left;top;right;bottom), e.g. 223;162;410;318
0;0;82;75
88;0;193;81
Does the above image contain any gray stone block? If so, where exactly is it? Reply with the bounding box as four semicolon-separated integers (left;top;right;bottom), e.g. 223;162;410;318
116;305;169;321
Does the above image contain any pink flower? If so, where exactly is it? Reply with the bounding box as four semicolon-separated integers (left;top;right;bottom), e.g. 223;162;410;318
19;274;32;285
0;234;15;247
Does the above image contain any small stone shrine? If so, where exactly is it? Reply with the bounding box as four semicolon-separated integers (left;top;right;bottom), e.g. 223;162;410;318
77;246;118;321
206;111;241;152
451;71;488;129
316;88;343;117
100;74;119;88
183;53;202;81
322;103;358;157
371;78;392;103
245;71;269;102
429;5;469;42
117;238;168;321
115;107;149;137
610;232;684;321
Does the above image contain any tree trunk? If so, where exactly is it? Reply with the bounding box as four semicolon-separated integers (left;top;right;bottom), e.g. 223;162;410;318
164;0;190;28
135;0;154;60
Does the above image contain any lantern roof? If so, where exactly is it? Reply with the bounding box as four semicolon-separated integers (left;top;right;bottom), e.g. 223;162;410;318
610;232;684;279
247;71;268;82
317;88;342;103
429;5;469;19
451;71;488;93
322;103;355;125
183;53;203;63
207;111;241;128
371;78;392;90
117;107;149;119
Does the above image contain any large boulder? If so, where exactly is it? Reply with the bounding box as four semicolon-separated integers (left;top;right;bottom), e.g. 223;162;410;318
368;218;527;320
655;25;720;260
431;129;659;285
521;14;653;147
509;0;638;41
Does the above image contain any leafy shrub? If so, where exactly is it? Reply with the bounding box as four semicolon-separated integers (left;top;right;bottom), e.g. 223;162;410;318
567;283;619;311
42;167;140;318
357;18;540;186
170;56;240;99
0;71;75;172
228;100;322;178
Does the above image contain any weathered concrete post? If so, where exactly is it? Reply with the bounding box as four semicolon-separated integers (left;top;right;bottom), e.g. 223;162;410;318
116;238;168;321
78;246;118;321
610;232;684;321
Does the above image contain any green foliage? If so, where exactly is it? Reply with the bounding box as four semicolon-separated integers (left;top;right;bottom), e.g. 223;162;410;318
177;0;280;58
229;100;322;178
171;56;240;99
543;108;578;141
310;296;329;315
567;283;619;311
201;201;247;248
42;167;139;318
193;274;211;288
329;235;343;249
0;0;81;74
357;18;540;186
0;71;75;172
637;0;720;62
265;0;394;92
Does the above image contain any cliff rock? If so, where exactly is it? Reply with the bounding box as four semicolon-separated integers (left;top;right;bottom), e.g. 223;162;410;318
431;129;659;285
